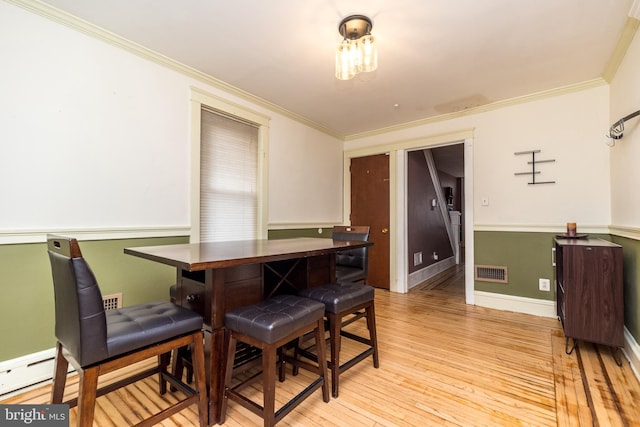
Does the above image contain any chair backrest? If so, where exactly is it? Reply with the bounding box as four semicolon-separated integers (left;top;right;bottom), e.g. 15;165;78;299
332;226;370;275
47;235;108;367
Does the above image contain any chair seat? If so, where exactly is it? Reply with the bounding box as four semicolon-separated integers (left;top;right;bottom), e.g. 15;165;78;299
298;282;374;314
224;295;325;344
106;302;203;362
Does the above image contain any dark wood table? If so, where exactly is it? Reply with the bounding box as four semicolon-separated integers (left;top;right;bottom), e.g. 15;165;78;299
124;237;371;425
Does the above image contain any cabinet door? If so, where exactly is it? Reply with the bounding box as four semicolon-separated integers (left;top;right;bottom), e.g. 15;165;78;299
564;245;623;347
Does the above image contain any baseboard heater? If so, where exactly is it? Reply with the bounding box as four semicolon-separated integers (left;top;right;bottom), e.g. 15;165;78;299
0;348;74;398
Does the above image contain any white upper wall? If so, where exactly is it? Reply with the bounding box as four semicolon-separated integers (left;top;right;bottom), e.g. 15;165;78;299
609;24;640;229
345;85;612;231
0;1;343;237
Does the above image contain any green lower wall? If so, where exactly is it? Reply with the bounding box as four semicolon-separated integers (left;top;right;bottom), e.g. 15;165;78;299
1;230;637;362
474;231;560;300
611;235;640;341
0;236;187;361
475;231;639;345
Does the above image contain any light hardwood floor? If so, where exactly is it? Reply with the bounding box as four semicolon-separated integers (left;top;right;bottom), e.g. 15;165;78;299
3;265;639;426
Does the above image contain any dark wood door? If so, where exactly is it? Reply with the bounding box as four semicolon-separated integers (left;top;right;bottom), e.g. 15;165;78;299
350;154;390;289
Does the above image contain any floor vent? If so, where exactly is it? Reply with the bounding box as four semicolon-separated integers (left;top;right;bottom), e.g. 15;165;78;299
103;293;123;310
475;265;508;283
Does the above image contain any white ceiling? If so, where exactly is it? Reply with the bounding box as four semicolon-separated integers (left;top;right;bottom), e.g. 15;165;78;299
37;0;635;138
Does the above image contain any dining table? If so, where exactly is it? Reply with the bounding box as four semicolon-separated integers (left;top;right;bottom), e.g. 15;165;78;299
124;237;372;425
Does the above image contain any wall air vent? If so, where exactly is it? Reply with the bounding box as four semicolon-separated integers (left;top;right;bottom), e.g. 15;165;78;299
474;265;508;284
102;293;123;311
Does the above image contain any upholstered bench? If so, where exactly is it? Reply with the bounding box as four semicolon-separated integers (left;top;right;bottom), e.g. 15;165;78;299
219;294;330;427
296;282;379;397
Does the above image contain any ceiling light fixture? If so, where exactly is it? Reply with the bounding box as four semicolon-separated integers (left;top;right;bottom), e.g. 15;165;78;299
335;15;377;80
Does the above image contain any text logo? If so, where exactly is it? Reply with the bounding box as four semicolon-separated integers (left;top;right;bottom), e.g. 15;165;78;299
0;405;68;426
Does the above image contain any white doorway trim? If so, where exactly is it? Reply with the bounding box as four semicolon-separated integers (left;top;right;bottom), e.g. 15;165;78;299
344;129;474;303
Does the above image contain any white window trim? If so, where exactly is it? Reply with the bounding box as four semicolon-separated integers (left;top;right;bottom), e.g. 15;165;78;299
190;87;270;242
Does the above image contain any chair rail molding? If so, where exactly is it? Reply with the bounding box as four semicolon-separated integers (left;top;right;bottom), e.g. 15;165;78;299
0;226;190;245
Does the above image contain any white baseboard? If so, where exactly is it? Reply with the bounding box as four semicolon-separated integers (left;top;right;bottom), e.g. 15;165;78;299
623;327;640;383
408;256;456;289
474;290;557;318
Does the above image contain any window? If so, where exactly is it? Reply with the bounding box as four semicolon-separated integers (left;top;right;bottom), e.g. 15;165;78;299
190;88;269;242
200;109;258;242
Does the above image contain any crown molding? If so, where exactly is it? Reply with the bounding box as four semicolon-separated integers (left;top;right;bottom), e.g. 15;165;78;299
630;0;640;19
5;0;343;140
602;17;640;82
345;79;607;141
6;0;636;143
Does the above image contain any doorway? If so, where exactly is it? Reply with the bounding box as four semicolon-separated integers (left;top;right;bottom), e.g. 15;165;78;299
344;132;474;302
406;144;465;294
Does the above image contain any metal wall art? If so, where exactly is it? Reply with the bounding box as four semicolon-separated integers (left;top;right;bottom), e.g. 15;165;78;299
514;150;555;185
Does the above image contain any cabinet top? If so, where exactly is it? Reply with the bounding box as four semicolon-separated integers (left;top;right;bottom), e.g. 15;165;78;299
554;237;621;248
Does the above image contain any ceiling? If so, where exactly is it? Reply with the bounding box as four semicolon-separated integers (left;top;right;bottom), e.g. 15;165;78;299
36;0;635;138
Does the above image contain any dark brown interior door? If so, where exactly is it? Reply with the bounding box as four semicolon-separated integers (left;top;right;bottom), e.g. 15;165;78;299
350;154;390;289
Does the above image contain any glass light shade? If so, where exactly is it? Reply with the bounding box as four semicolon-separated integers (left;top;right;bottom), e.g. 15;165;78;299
359;34;377;73
336;39;358;80
335;35;377;80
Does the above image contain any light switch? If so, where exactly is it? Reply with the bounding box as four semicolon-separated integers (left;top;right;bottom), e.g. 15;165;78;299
481;196;489;206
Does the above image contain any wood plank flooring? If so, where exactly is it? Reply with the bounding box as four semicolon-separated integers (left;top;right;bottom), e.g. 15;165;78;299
3;265;639;426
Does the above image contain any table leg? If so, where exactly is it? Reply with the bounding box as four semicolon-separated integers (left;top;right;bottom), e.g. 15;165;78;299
205;329;225;425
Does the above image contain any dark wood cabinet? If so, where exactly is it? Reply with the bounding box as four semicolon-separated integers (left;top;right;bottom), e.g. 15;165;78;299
554;238;624;350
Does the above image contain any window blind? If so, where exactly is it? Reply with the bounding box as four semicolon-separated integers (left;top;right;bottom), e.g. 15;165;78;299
200;108;259;242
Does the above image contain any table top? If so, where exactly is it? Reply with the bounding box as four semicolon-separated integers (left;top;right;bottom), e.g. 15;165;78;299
124;237;371;271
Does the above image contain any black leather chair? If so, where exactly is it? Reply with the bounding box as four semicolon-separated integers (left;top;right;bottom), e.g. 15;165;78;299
47;235;208;427
288;225;378;398
296;282;379;398
219;295;330;427
333;225;370;283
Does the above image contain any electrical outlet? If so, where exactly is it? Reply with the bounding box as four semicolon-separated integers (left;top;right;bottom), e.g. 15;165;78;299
539;278;550;291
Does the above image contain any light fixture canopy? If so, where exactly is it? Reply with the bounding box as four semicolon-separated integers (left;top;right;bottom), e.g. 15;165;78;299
336;14;378;80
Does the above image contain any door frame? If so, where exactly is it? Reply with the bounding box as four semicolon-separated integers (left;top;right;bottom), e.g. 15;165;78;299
343;129;475;304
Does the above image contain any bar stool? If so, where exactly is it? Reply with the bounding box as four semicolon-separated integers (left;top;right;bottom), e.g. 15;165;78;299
296;282;380;397
219;294;330;427
47;236;208;427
